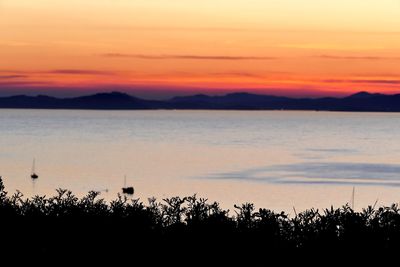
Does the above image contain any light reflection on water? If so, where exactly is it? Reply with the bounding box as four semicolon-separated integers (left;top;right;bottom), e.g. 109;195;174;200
1;109;400;212
205;162;400;186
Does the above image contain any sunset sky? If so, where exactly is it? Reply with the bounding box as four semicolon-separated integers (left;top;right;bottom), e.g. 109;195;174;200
1;0;400;98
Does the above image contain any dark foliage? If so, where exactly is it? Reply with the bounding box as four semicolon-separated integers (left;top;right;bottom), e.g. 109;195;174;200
0;177;399;262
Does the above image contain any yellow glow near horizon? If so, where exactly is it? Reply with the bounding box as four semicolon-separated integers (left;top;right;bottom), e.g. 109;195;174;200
1;0;400;97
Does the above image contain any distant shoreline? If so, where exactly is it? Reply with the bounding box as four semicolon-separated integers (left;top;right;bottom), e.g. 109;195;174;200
1;91;400;112
1;107;400;113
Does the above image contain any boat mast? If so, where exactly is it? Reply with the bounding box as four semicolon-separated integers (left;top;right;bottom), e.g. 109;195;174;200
32;158;35;174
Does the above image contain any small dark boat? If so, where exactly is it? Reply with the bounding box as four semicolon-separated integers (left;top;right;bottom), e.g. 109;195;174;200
122;187;134;195
31;158;39;179
122;175;134;195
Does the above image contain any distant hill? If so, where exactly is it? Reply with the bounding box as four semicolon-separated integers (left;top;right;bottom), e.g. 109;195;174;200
1;91;400;111
0;92;168;109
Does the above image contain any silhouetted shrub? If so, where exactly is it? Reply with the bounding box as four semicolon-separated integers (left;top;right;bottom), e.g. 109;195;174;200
1;176;399;260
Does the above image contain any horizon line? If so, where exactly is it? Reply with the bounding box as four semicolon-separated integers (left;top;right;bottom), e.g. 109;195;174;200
0;90;392;100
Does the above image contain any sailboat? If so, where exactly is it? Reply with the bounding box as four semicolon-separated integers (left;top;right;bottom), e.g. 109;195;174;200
122;175;134;195
31;158;39;179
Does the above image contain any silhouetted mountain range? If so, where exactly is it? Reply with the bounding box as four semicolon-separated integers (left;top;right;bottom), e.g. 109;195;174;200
0;91;400;111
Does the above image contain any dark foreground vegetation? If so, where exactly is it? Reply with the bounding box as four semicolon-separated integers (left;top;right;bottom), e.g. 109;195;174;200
1;177;400;261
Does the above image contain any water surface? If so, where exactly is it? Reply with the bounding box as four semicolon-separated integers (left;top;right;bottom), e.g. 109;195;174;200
1;109;400;212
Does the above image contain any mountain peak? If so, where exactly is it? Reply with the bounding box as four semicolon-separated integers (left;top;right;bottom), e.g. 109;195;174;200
347;91;379;99
80;91;135;100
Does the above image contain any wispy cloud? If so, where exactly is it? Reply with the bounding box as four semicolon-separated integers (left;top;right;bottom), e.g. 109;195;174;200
317;55;400;60
102;53;277;61
92;26;400;35
1;69;116;76
0;75;29;79
209;72;264;78
352;80;400;85
0;81;49;87
100;26;252;32
324;79;400;85
48;69;115;75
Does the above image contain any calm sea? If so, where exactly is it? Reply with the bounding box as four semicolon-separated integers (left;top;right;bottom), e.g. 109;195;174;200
1;109;400;212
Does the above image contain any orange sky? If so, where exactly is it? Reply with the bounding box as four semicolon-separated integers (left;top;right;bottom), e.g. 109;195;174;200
1;0;400;98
